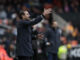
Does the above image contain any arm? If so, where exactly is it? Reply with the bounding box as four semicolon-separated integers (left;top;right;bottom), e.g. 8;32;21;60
28;15;44;25
44;29;51;46
19;8;52;25
19;15;44;25
44;29;55;46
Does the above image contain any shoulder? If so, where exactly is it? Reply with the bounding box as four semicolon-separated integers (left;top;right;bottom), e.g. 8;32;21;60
16;20;24;27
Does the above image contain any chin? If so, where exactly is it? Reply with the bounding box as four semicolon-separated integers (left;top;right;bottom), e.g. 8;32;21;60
26;18;30;20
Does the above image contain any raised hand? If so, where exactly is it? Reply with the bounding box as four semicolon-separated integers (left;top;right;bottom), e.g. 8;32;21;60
43;8;52;16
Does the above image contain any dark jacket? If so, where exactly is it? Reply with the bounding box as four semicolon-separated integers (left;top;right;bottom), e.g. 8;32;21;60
16;15;44;56
45;27;61;54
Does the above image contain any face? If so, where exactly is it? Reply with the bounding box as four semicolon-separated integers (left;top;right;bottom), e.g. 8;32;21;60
23;11;30;20
52;21;58;28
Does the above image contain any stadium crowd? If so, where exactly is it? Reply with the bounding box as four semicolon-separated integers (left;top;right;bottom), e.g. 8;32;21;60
0;0;79;60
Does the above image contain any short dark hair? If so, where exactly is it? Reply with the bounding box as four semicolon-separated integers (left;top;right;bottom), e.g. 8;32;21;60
19;11;25;19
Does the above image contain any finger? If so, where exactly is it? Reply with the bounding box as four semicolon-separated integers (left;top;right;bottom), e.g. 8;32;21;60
48;9;52;12
47;10;52;13
47;8;52;11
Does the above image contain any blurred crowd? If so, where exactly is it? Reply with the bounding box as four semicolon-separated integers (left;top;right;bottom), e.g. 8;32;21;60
53;0;80;13
0;0;79;60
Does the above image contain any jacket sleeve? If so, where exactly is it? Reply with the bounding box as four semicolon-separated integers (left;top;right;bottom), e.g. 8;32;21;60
19;15;44;25
44;29;54;45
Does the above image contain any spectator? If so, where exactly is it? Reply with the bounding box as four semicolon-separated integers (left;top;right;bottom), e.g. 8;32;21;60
0;42;13;60
64;2;70;13
0;5;7;19
45;21;61;60
66;22;74;34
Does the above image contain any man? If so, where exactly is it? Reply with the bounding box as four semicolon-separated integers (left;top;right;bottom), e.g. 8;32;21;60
0;42;13;60
16;8;52;60
45;21;61;60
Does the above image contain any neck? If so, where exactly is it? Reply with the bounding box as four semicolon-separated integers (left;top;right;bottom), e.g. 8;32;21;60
51;25;57;28
23;18;30;21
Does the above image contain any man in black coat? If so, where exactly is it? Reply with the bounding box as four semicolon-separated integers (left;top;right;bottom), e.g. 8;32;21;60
16;9;52;60
45;21;61;60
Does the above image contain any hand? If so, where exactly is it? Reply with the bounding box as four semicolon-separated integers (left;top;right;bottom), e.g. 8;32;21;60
43;8;52;16
37;34;44;40
46;42;51;46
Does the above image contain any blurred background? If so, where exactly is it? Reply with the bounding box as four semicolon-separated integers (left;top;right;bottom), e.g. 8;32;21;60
0;0;80;60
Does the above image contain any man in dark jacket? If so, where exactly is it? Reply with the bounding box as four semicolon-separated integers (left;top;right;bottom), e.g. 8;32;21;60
45;21;61;60
16;9;52;60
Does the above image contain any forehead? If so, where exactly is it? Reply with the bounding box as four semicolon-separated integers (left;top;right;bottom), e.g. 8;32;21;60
24;11;29;14
52;21;57;25
54;22;57;24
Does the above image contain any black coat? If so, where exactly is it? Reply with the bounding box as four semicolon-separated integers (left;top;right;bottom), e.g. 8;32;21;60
45;27;61;54
16;15;44;56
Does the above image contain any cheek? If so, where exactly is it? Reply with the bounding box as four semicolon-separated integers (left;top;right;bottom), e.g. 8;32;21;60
26;15;30;17
25;15;28;18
